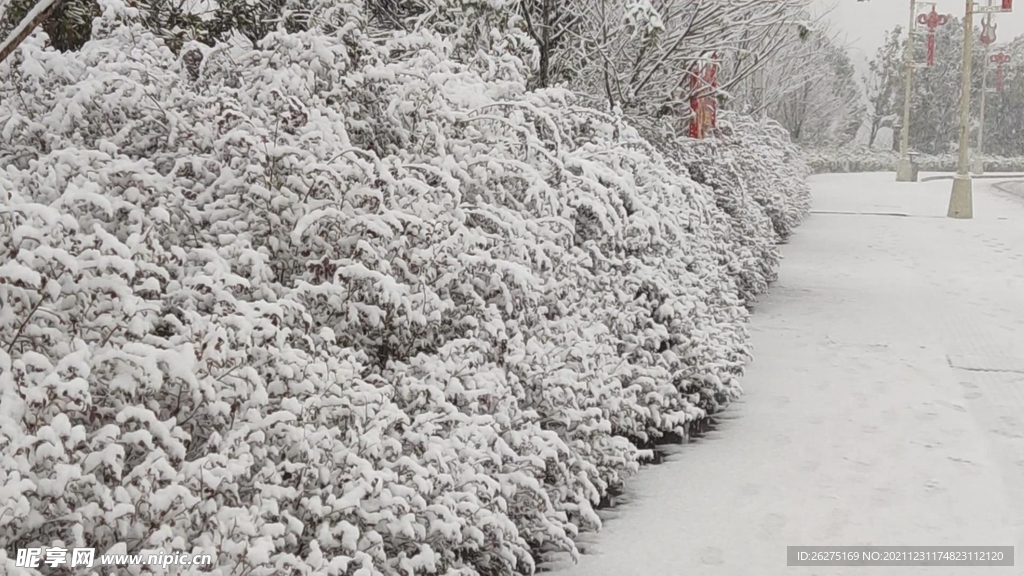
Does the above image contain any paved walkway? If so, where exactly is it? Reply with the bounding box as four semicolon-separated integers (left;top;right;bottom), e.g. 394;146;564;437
543;173;1024;575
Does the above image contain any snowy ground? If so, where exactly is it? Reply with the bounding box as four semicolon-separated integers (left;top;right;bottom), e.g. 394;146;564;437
542;173;1024;575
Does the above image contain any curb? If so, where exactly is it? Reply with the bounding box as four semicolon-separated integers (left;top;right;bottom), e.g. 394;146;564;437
919;173;1024;183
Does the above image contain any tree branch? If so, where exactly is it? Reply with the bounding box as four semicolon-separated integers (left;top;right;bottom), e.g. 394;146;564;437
0;0;64;66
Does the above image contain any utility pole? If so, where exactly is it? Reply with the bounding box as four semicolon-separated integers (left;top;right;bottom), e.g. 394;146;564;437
896;0;918;182
948;0;975;219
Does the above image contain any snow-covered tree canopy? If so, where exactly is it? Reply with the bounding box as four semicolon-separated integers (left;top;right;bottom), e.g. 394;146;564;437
545;0;819;114
870;16;1024;157
1;0;810;575
738;31;864;147
862;26;903;149
2;0;863;140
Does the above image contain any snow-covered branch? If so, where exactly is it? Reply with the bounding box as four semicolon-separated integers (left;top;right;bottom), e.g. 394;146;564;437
0;0;61;65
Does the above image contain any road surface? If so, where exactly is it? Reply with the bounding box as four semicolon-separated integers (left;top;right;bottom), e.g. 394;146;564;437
542;173;1024;575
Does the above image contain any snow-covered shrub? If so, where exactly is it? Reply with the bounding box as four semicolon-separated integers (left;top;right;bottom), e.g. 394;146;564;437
0;6;808;576
645;114;810;304
717;116;811;242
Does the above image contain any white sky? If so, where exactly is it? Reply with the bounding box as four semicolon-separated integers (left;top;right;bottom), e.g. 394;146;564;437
812;0;1024;68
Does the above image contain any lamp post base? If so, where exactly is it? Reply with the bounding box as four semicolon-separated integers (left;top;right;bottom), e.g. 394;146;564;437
947;175;973;219
896;157;916;182
971;158;984;175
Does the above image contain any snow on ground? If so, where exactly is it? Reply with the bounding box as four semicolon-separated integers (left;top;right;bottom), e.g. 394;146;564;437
542;172;1024;575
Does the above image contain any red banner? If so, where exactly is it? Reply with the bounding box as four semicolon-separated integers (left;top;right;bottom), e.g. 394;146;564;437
688;55;719;139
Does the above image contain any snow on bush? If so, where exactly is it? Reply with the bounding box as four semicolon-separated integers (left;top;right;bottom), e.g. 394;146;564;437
645;115;811;305
804;147;1024;174
0;8;808;576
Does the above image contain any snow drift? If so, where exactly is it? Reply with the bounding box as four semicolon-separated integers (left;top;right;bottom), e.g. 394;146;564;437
0;8;809;576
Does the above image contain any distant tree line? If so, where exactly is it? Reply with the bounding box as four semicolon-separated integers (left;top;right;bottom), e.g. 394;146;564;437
864;16;1024;157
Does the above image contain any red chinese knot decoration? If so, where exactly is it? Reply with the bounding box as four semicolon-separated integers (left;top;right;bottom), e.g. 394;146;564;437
916;7;949;67
688;54;718;139
991;52;1011;91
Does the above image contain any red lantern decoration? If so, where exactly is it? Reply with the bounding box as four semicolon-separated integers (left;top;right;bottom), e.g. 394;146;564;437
917;7;949;67
991;52;1011;91
1002;0;1012;11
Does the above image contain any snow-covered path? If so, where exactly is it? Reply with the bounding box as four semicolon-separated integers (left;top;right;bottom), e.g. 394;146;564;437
544;173;1024;575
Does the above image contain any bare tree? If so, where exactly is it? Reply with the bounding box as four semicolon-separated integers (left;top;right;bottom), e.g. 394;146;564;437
553;0;814;117
517;0;582;88
765;31;865;146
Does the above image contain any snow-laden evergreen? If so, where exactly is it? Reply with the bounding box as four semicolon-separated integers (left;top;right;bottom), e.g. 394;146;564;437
0;4;808;575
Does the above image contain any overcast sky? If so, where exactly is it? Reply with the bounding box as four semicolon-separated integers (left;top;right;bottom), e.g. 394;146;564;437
812;0;1024;67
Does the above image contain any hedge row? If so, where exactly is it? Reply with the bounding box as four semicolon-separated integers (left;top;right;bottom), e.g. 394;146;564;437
804;147;1024;174
0;12;809;576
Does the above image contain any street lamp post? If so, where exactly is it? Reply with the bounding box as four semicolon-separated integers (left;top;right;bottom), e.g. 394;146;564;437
948;0;975;219
952;0;1015;217
896;0;918;182
973;14;995;175
974;60;988;175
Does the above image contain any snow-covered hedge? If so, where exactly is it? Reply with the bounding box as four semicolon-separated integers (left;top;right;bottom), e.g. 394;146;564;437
644;116;810;305
804;147;1024;174
0;10;808;576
